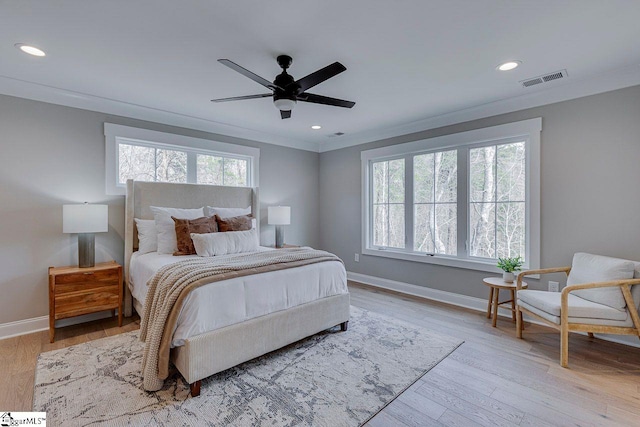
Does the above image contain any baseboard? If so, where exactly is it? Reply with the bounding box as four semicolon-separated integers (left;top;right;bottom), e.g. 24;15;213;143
0;311;116;341
347;271;515;318
347;271;640;349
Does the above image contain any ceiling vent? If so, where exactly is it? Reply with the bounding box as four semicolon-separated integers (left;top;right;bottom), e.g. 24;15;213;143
520;69;568;88
327;132;345;138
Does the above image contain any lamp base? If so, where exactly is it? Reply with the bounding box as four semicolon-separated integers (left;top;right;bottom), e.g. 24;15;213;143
78;233;96;268
275;226;285;248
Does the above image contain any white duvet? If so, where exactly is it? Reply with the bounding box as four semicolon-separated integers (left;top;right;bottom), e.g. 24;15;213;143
129;247;348;347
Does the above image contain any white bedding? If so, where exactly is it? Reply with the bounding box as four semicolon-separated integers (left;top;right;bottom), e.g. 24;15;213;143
129;248;347;347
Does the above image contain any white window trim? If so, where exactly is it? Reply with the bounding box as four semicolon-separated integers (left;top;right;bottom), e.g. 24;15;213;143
104;123;260;195
361;118;541;273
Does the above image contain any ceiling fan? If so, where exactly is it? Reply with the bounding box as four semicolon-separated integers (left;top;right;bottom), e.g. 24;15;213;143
212;55;355;119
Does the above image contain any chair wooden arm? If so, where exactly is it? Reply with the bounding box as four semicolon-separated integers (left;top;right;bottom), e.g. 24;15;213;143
561;278;640;330
516;266;571;290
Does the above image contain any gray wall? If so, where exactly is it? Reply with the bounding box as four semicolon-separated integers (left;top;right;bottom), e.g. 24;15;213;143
319;85;640;299
0;94;319;324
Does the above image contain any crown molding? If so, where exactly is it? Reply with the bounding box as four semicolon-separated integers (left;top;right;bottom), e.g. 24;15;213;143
319;64;640;153
0;75;320;153
2;64;639;155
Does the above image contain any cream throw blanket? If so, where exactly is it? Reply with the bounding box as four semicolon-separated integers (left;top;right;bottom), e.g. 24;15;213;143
139;248;343;391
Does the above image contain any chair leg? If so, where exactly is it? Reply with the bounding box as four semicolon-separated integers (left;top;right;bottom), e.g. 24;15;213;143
486;287;494;319
560;323;569;368
510;289;516;322
516;306;523;338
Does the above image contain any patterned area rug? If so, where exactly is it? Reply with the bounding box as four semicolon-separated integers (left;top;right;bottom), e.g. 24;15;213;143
34;307;462;426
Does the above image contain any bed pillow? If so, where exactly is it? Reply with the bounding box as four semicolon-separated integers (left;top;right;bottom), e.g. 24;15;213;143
134;218;157;254
191;229;259;257
150;206;204;254
215;214;253;232
205;206;251;218
172;216;218;256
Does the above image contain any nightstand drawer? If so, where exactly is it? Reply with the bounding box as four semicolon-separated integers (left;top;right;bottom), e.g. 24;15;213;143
55;279;119;295
55;288;119;318
55;268;119;284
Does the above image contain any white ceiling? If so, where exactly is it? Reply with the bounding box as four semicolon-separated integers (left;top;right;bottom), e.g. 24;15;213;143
2;1;640;152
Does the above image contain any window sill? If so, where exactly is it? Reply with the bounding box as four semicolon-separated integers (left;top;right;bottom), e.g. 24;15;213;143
361;247;518;274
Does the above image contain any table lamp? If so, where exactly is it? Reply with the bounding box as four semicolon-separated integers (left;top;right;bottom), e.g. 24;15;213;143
268;206;290;248
63;203;108;268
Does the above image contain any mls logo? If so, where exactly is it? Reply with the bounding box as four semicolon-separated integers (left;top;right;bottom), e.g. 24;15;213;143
1;413;13;427
0;412;46;426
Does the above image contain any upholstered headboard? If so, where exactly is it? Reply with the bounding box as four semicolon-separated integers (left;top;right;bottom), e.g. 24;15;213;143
123;180;259;316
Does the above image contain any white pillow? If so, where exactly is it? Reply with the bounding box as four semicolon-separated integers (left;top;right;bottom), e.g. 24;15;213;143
191;229;259;257
134;218;157;254
205;206;251;218
568;252;635;310
150;206;204;254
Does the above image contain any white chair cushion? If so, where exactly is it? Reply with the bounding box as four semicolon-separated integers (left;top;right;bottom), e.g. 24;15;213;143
518;300;633;327
517;289;628;321
567;253;635;310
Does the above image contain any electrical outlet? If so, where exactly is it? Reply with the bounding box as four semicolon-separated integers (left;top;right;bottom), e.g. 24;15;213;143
548;281;559;292
354;253;360;262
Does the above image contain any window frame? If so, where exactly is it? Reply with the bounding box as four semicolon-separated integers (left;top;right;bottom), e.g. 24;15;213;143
361;118;541;273
104;123;259;195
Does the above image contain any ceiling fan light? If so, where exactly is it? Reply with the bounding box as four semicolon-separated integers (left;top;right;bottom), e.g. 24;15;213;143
274;98;296;111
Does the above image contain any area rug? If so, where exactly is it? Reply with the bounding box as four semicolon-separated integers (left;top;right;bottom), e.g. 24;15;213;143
34;306;462;426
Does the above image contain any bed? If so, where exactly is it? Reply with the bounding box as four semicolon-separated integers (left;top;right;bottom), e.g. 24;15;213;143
124;180;350;396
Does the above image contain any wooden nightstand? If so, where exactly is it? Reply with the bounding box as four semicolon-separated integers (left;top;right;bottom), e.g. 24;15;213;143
48;261;123;343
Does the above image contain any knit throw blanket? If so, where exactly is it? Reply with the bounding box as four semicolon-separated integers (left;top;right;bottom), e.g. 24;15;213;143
139;248;343;391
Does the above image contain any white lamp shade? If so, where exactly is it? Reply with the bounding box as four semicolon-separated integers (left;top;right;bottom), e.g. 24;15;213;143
63;204;109;233
268;206;291;225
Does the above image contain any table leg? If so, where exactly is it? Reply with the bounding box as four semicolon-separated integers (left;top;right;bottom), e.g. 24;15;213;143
510;289;517;322
486;287;494;319
492;287;499;327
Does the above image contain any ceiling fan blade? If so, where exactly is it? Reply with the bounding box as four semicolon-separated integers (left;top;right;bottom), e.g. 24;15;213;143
280;110;292;119
293;62;347;93
297;93;355;108
218;59;282;91
211;93;273;103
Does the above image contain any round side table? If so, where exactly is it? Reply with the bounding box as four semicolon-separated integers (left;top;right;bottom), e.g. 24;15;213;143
483;277;528;327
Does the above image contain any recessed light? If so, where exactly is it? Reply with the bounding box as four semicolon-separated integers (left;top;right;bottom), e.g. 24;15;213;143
497;60;521;71
311;125;322;130
15;43;46;57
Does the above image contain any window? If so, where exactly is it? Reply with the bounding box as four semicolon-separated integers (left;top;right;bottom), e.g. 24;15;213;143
414;150;457;255
469;142;525;259
372;158;405;248
361;118;541;272
104;124;259;195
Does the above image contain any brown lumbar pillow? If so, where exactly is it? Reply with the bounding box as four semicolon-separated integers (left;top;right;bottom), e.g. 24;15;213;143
172;216;218;256
215;214;253;232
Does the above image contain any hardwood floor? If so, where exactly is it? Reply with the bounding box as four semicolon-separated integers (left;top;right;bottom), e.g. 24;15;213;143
2;282;640;426
0;315;140;411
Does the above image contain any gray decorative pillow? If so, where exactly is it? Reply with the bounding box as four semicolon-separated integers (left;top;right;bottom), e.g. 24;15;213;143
569;253;634;310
